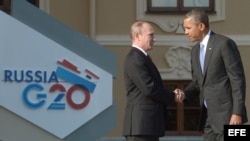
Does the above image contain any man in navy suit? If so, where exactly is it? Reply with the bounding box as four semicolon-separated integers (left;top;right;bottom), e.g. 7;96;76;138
178;8;248;141
122;21;182;141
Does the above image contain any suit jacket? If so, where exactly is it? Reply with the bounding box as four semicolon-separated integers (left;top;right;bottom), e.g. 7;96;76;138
184;31;248;132
122;47;175;137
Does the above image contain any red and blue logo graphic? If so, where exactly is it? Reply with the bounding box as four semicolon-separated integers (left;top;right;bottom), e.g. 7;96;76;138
16;59;100;110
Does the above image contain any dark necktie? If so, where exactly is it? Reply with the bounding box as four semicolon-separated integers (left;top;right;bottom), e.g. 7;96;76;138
147;54;157;69
147;55;152;62
147;55;163;87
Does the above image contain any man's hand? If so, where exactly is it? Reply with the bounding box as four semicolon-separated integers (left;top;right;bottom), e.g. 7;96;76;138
229;114;242;125
174;89;185;103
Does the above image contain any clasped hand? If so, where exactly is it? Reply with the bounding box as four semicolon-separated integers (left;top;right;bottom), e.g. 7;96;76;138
174;89;185;103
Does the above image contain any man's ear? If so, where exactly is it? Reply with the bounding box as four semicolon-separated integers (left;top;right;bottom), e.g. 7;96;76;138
199;23;206;31
135;33;141;41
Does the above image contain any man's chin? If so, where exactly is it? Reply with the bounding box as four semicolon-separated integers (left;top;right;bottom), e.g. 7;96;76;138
189;39;197;42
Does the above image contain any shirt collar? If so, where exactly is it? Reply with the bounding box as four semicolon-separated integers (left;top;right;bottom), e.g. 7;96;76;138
200;30;211;47
132;45;148;56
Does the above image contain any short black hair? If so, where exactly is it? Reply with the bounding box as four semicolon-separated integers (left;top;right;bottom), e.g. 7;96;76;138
184;8;209;28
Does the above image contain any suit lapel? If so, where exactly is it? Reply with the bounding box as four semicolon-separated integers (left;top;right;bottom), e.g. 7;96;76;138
194;44;203;76
131;47;163;87
147;55;163;86
203;32;215;78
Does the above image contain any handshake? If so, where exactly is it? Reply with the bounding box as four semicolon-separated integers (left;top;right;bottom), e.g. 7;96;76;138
173;89;185;103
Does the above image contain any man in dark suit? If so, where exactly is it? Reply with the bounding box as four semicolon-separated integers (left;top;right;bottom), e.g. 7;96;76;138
179;8;248;141
122;21;181;141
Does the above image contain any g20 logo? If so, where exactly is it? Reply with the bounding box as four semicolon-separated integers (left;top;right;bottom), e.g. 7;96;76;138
22;83;91;110
4;59;99;110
